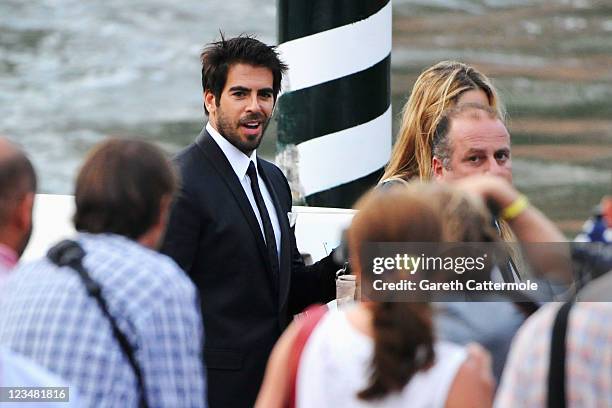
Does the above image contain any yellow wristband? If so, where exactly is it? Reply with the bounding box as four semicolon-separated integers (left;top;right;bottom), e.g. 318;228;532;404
501;194;529;221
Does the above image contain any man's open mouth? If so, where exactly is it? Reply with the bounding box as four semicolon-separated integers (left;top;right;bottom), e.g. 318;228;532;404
242;121;260;130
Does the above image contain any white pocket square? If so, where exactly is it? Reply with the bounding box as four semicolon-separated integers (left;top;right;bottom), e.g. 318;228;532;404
287;212;298;228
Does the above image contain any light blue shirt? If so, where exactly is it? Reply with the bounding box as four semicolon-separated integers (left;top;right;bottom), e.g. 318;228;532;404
1;346;81;407
0;233;206;407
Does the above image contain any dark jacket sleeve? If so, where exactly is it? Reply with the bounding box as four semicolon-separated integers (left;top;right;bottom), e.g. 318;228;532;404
288;243;340;314
161;186;201;274
276;170;340;314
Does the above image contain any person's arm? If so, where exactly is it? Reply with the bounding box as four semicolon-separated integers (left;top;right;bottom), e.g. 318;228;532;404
289;241;339;314
255;320;301;408
275;173;339;314
454;175;572;282
454;175;565;243
446;344;495;408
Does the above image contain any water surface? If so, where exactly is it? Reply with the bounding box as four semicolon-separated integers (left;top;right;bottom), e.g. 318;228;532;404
1;0;610;233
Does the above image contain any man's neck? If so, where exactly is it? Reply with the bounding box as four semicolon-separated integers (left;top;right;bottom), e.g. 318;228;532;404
0;241;18;270
207;122;256;159
206;121;254;158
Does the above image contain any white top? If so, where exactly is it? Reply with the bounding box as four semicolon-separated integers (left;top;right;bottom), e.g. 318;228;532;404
206;122;281;258
297;309;467;408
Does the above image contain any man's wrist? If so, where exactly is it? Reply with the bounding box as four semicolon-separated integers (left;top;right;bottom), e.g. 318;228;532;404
500;194;530;221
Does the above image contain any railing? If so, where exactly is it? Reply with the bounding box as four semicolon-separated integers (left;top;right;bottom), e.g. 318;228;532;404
24;194;355;264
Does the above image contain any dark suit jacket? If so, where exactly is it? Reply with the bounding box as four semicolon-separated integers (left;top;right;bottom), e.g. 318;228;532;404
161;129;338;408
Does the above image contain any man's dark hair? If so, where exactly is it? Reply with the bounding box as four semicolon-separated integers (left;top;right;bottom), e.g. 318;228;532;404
0;140;37;227
200;34;288;114
73;138;178;240
432;103;500;170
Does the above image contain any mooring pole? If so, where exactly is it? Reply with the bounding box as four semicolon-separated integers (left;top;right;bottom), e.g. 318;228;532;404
276;0;392;208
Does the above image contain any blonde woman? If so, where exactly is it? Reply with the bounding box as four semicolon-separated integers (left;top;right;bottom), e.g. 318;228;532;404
381;61;504;184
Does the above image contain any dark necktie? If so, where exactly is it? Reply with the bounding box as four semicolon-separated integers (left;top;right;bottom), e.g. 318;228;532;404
247;162;279;290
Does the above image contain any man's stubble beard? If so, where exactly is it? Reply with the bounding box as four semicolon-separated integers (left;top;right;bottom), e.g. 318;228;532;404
216;108;270;155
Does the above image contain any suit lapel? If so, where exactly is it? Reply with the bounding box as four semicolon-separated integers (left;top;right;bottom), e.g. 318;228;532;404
195;130;270;269
257;160;292;308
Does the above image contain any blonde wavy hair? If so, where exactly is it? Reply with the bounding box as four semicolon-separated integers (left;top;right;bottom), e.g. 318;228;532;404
381;61;505;183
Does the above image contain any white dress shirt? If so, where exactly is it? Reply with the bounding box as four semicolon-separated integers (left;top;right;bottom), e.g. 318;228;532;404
206;122;282;260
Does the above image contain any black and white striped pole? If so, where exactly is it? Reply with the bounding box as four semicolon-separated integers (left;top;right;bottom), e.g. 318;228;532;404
275;0;392;208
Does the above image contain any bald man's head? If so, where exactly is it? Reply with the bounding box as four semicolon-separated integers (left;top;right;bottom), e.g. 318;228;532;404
0;138;37;257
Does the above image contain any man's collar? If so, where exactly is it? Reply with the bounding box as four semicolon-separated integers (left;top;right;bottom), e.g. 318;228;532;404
206;122;257;180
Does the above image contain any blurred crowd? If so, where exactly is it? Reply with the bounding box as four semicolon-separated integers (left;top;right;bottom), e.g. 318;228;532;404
0;36;610;408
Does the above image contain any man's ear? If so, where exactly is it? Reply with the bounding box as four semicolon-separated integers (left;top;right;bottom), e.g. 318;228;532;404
204;90;216;114
137;194;173;250
158;194;172;228
432;156;445;181
15;192;34;231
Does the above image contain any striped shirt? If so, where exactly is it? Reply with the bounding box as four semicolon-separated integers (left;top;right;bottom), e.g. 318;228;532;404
495;301;612;407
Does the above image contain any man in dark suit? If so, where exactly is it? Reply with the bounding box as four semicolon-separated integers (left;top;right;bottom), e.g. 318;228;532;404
161;35;341;408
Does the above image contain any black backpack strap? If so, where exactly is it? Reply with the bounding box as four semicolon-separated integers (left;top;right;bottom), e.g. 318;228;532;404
48;240;148;408
548;301;573;408
512;295;540;318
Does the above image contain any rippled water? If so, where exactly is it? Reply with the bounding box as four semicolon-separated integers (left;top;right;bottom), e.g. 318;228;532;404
1;0;610;233
0;0;276;192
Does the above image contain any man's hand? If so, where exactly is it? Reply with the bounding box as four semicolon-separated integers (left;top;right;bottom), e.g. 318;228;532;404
452;175;520;214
